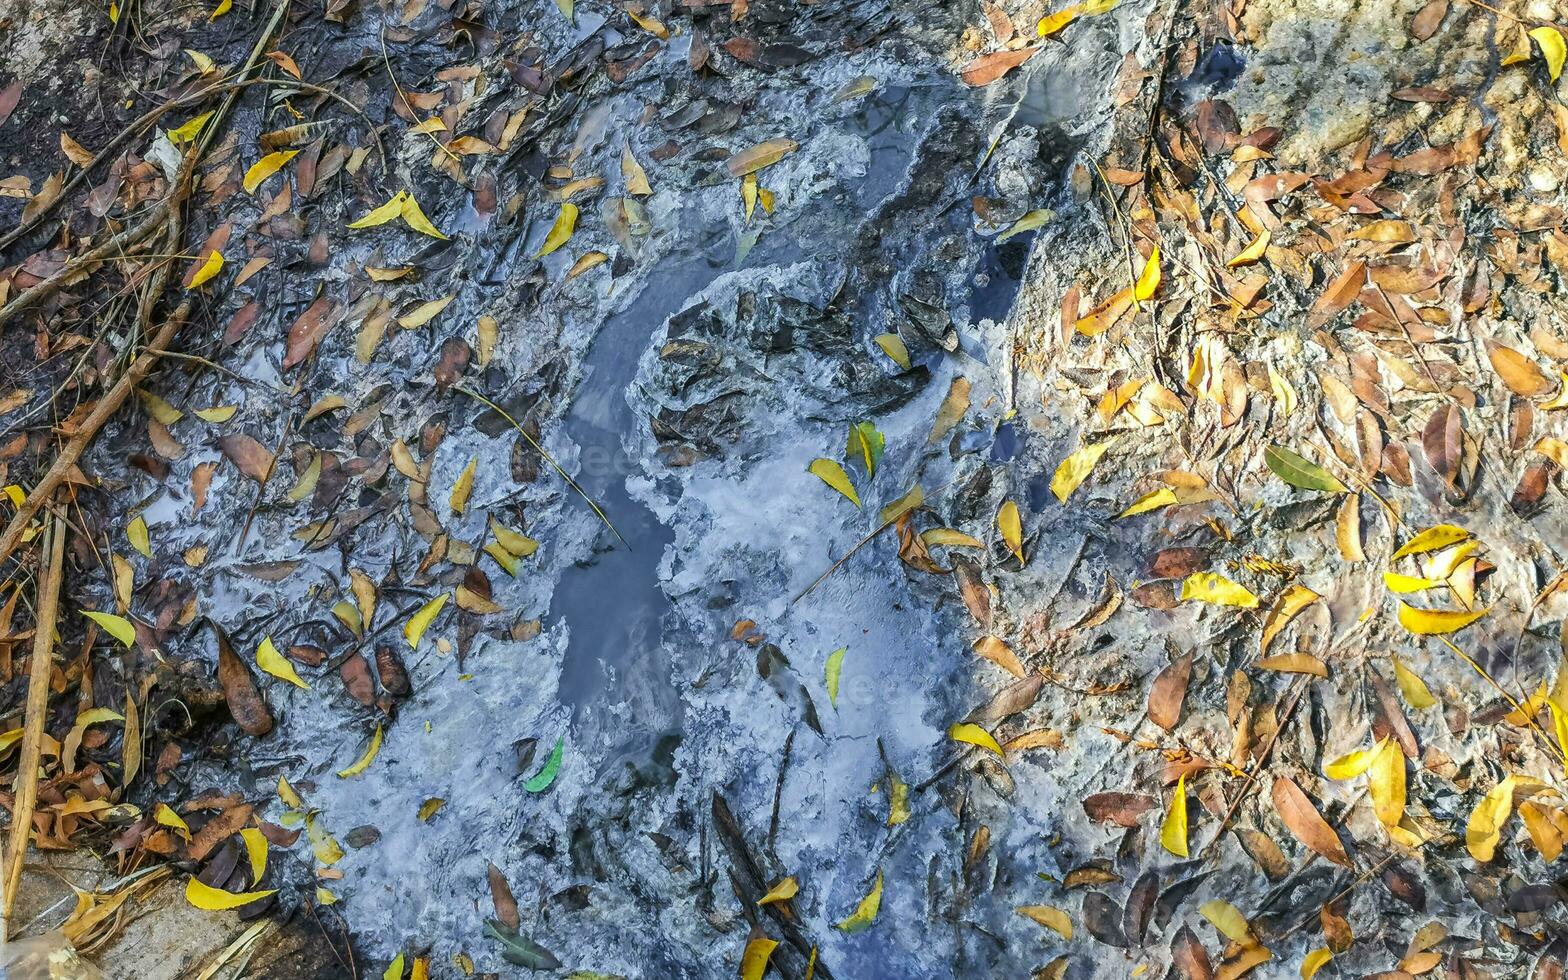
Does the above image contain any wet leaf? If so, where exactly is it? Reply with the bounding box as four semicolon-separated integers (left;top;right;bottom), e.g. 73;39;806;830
997;209;1053;242
1468;775;1524;861
809;458;860;507
524;736;564;792
1256;654;1328;676
1264;445;1345;493
949;722;1004;756
741;938;778;980
185;878;275;911
483;921;561;970
83;610;135;647
168;111;213;143
219;434;276;483
1036;7;1079;37
836;870;883;932
404;593;449;649
1271;776;1351;867
240;827;268;881
194;405;237;423
336;724;383;778
1423;403;1463;486
398;294;454;329
1227;230;1270;267
1396;601;1487;635
1017;905;1072;939
622;143;651;195
1161;774;1189;857
758;876;799;905
1051;441;1112;502
1368;736;1406;827
243;149;299;194
536;203;579;257
997;499;1024;562
725;138;799;177
1180;572;1258;608
257;636;308;689
1119;486;1179;517
384;954;405;980
825;647;846;706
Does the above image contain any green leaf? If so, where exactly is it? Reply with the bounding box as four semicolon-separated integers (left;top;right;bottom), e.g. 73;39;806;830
825;647;846;707
1263;445;1346;493
483;920;562;970
83;610;136;648
809;458;860;507
523;736;564;792
846;421;884;477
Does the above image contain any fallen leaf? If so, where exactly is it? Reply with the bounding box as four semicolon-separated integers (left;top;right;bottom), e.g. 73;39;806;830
1264;445;1346;493
404;593;449;648
1396;601;1487;635
1259;584;1320;656
83;610;135;647
185;878;275;911
758;877;799;905
450;456;477;513
1392;657;1436;709
741;938;778;980
726;138;799;177
1180;572;1258;608
1147;652;1192;731
523;736;564;791
809;458;860;507
257;636;308;689
1051;441;1112;502
336;725;383;778
875;333;911;369
949;722;1004;756
1161;773;1190;857
960;47;1040;86
187;249;225;290
928;377;971;444
836;871;883;932
1271;775;1351;867
1392;524;1468;559
973;636;1026;678
1017;905;1072;939
997;499;1024;562
536;203;578;257
243;149;300;194
1134;245;1162;301
1532;26;1567;81
825;647;846;706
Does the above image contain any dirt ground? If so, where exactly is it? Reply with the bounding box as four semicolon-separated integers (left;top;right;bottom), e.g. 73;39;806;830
8;0;1568;977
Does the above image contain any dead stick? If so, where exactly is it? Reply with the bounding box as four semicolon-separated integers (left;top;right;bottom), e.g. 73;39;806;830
3;510;66;929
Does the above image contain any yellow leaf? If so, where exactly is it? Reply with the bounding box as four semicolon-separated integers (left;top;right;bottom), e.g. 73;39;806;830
1259;583;1320;656
741;938;778;980
138;389;183;424
1134;245;1162;301
536;203;579;257
398;193;448;240
109;2;119;23
997;499;1023;562
154;802;191;838
1118;486;1179;518
1017;905;1072;939
337;724;384;778
1383;572;1441;593
1538;436;1568;468
566;251;608;280
257;636;309;689
489;517;539;558
418;797;445;821
242;149;300;194
278;776;303;809
1180;572;1259;609
1368;737;1406;828
1226;229;1270;267
1392;524;1469;559
742;173;758;223
209;0;231;19
185;877;275;910
398;294;455;328
404;594;449;649
1532;26;1567;81
288;453;322;503
1050;441;1112;502
809;458;860;507
836;870;883;932
1467;775;1521;862
83;610;136;648
922;528;984;549
1396;601;1488;635
194;405;237;423
1269;365;1298;415
758;876;799;905
188;249;224;290
1324;737;1386;780
1037;6;1080;37
874;333;911;369
349;193;407;229
1392;657;1436;709
240;827;268;881
1542;373;1568;409
1301;948;1333;980
384;953;406;980
1519;800;1565;861
1199;900;1251;944
948;722;1004;756
878;484;924;524
1161;773;1189;858
450;456;477;514
168;111;213;143
306;812;344;863
1255;653;1328;676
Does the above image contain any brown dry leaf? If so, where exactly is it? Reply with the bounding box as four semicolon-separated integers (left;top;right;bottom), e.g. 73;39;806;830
953;557;991;628
973;636;1026;678
1486;341;1554;398
215;627;272;736
1271;775;1351;867
283;294;339;369
1422;403;1462;487
960;47;1040;86
1082;792;1155;828
928;377;971;444
1147;651;1192;731
219;434;276;484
